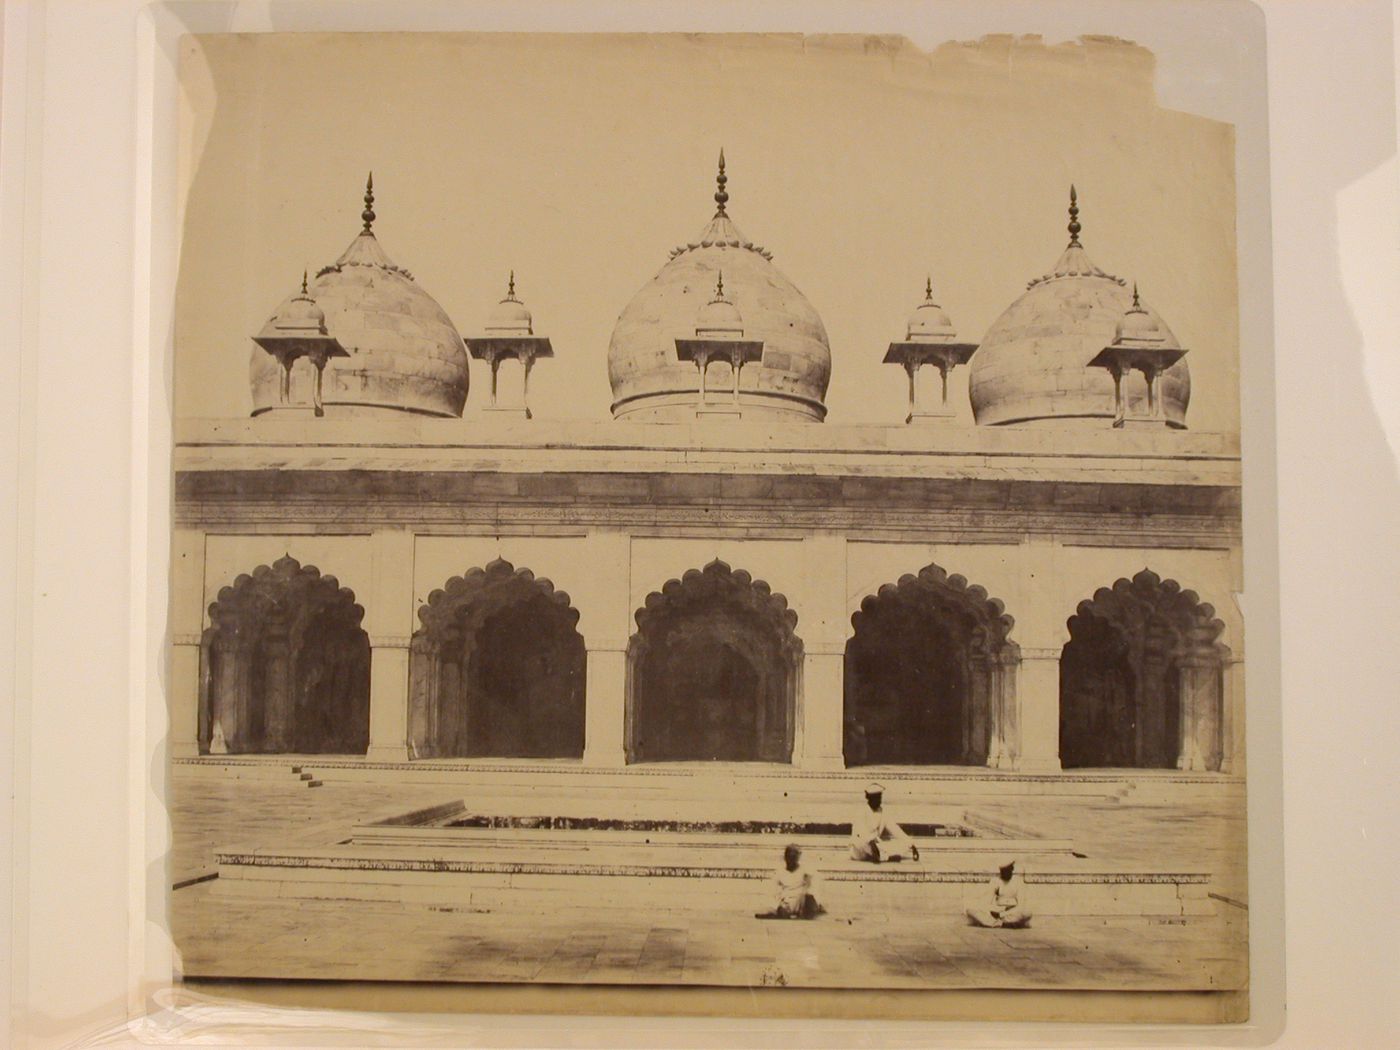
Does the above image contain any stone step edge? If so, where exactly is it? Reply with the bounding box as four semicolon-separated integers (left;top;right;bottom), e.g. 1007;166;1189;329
346;829;1073;851
214;852;1212;885
172;758;1242;786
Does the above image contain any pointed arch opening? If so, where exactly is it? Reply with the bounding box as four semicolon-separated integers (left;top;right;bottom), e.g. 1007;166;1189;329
410;559;586;759
627;561;801;764
844;564;1019;767
199;555;370;755
1060;569;1228;771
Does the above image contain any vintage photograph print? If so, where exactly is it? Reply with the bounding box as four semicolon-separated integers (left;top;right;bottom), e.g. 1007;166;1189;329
169;29;1249;1018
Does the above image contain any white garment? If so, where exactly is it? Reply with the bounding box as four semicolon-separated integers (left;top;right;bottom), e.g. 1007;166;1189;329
966;873;1032;927
850;805;915;859
774;863;817;911
990;873;1025;910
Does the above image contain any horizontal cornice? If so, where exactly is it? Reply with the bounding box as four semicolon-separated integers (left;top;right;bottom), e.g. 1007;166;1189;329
173;418;1241;541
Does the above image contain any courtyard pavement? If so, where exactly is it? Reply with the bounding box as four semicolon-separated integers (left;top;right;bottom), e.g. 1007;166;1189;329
166;768;1248;992
173;884;1245;990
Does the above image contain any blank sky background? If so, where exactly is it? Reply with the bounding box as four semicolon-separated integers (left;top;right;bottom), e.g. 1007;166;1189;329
175;32;1238;430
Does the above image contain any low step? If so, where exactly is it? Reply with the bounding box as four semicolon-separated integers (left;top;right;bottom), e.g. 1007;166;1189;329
174;757;1243;799
389;796;984;829
440;814;971;837
349;822;1075;858
348;800;1075;858
213;844;1215;919
174;764;318;783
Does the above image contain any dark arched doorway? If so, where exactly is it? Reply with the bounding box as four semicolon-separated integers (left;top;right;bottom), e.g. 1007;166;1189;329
628;561;800;763
199;555;370;755
1060;569;1227;770
410;559;586;759
844;564;1018;767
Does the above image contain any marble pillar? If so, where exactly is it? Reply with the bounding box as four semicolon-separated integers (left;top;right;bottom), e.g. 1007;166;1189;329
580;531;631;767
798;649;845;770
1015;650;1062;773
584;649;628;767
1177;654;1223;772
987;649;1020;770
366;529;414;761
797;533;847;770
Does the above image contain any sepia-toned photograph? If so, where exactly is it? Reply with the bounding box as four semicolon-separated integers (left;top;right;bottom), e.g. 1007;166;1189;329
168;27;1250;1020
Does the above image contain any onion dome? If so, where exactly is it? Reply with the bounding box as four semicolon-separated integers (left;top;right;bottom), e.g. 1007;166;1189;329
969;186;1189;427
607;151;832;422
258;272;328;339
466;272;555;418
249;174;469;418
1113;284;1166;345
485;271;534;335
252;271;348;415
906;277;957;341
694;271;745;337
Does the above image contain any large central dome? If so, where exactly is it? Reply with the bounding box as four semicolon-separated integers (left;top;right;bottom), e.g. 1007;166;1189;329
607;154;832;422
250;176;469;419
969;188;1190;428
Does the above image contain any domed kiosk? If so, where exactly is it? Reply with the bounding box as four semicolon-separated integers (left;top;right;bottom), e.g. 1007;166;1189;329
465;272;555;419
969;187;1190;428
607;153;832;422
250;175;469;418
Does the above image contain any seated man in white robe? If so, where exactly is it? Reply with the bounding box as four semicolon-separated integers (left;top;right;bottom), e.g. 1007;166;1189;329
755;844;823;919
966;859;1032;928
849;782;920;863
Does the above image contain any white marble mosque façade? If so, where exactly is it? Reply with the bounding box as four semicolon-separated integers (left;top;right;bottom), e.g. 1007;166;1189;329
171;157;1243;782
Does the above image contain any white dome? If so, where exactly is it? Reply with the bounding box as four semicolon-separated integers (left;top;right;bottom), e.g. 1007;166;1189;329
607;156;831;422
487;297;533;335
257;275;327;338
250;179;469;418
906;281;958;341
694;275;745;336
969;193;1189;427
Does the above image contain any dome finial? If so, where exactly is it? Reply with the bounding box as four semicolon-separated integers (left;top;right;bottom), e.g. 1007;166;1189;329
714;270;726;300
300;269;309;296
1131;281;1141;309
507;269;516;300
714;149;729;216
925;275;934;302
1067;183;1081;246
362;172;376;233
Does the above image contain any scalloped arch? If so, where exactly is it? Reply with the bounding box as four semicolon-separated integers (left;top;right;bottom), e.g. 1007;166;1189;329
409;557;587;759
633;559;800;648
1069;568;1228;655
200;553;370;755
628;558;800;763
207;553;365;639
851;561;1016;651
416;557;580;640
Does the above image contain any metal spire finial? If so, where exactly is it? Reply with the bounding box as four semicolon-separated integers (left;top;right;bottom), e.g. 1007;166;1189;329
715;270;725;300
507;270;516;300
1067;183;1081;246
714;149;729;216
300;270;309;296
361;172;376;232
1131;282;1141;309
925;276;934;302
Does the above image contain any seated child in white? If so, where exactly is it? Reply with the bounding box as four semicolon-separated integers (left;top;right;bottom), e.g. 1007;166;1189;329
755;844;823;919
